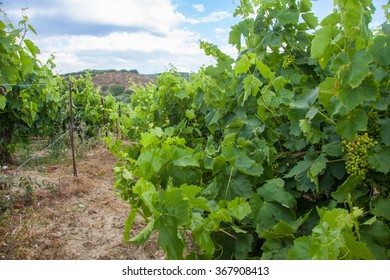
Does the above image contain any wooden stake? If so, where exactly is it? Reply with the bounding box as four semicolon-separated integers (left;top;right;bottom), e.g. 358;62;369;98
101;98;108;137
117;104;121;139
69;81;78;177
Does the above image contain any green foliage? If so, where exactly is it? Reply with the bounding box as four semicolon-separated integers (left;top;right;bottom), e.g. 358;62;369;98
0;8;59;162
109;83;125;96
105;0;389;259
0;8;126;163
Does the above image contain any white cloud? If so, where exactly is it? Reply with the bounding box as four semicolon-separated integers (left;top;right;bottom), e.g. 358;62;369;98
8;8;58;18
192;4;205;12
22;0;185;34
9;0;235;73
36;29;213;73
40;30;203;55
186;11;231;24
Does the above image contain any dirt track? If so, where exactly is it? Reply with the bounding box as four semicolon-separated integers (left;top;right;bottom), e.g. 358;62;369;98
0;146;164;260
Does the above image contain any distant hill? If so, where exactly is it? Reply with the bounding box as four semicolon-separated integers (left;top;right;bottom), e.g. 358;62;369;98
62;69;155;103
62;69;190;103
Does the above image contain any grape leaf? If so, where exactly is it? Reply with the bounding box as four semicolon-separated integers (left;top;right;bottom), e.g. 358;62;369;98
299;0;312;13
172;147;199;167
276;6;299;25
370;36;390;66
0;95;6;110
24;39;40;57
302;12;318;29
257;178;296;208
256;60;275;80
379;119;390;146
368;147;390;174
229;19;254;50
311;26;336;68
227;197;252;221
288;236;321;259
136;148;164;180
309;153;328;177
331;175;362;203
336;109;367;140
191;213;215;255
322;141;343;157
260;219;302;239
234;154;264;176
261;239;291;260
243;74;262;104
130;218;155;245
338;78;378;109
234;54;251;75
346;50;373;88
370;197;390;220
19;51;34;75
234;234;253;259
361;220;390;259
223;174;253;200
155;189;190;259
251;194;295;230
343;232;374;260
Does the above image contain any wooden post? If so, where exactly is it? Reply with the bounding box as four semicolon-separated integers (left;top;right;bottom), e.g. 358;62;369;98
117;104;121;139
69;81;78;177
101;98;108;137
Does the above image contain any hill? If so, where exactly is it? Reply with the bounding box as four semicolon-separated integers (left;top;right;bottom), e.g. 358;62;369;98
63;69;155;103
62;69;191;103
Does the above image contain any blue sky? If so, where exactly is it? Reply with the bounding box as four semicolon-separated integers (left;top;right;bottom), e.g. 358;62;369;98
1;0;387;74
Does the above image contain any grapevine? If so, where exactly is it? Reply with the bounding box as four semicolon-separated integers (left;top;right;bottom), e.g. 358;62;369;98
104;0;390;260
2;0;389;260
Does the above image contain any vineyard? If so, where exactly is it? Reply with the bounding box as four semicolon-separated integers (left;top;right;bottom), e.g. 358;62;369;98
1;0;390;260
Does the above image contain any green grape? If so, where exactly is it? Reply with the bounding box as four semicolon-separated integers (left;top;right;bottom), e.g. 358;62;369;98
282;54;295;68
342;133;376;180
367;110;381;139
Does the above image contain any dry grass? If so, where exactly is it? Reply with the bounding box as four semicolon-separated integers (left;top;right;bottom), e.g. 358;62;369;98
0;143;164;260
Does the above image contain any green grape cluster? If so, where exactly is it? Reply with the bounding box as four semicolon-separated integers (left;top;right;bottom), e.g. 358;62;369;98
367;110;381;139
342;133;376;179
282;55;295;68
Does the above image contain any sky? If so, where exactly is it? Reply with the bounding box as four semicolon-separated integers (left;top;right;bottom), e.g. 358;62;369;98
1;0;388;74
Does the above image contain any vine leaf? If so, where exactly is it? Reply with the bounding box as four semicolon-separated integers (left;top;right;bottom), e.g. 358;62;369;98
370;36;390;66
311;26;336;68
368;147;390;174
0;95;6;110
227;197;252;220
276;6;299;25
172;147;199;167
155;189;190;259
370;197;390;220
302;12;318;29
338;78;378;109
251;194;295;231
257;178;296;208
343;232;374;260
136;148;164;180
331;175;362;203
234;54;251;75
260;211;311;239
336;109;367;140
379;119;390;146
130;218;155;245
346;50;373;88
191;213;215;255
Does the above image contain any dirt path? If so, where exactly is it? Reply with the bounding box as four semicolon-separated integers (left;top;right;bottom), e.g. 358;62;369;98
0;146;164;260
